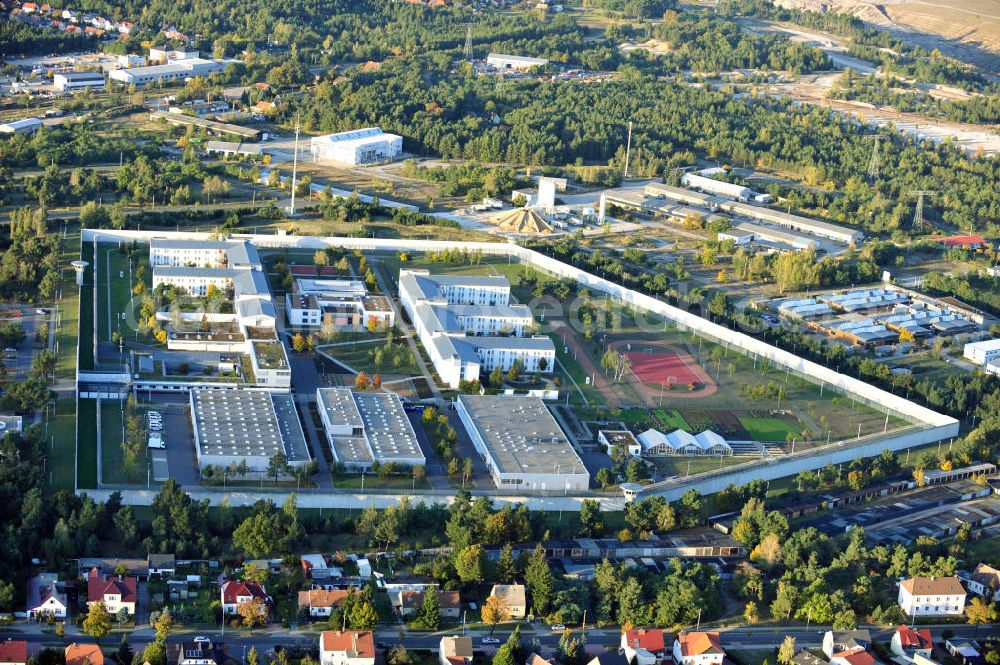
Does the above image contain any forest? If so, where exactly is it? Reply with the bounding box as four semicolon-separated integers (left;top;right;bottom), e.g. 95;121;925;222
293;58;999;234
830;73;1000;126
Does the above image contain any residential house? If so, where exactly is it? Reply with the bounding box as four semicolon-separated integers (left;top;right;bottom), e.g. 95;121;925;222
829;649;877;665
0;640;27;665
822;632;872;659
526;655;557;665
78;558;148;580
65;644;103;665
891;626;932;662
399;590;461;619
673;632;724;665
26;574;68;619
439;637;473;665
897;576;966;617
587;654;629;665
87;568;137;616
297;589;349;618
167;639;223;665
220;580;270;617
489;584;526;619
319;631;375;665
301;554;342;580
621;629;668;665
963;564;1000;598
945;640;984;665
148;554;176;579
791;651;827;665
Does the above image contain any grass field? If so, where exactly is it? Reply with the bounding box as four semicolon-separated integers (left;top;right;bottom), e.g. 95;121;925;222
78;241;95;372
739;416;800;442
324;340;421;376
55;233;82;380
49;398;78;491
100;398;150;485
77;398;98;490
651;454;748;478
332;472;431;490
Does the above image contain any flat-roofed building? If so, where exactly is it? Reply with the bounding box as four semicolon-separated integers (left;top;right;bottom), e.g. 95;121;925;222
718;200;864;245
0;118;43;136
399;269;554;388
456;394;588;491
110;58;225;86
310;128;403;165
189;389;310;472
315;388;425;470
54;71;105;91
486;53;549;70
681;173;752;201
964;338;1000;367
285;279;394;330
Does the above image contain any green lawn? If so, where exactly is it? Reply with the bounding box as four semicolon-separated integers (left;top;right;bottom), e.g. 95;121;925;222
100;398;150;485
77;398;98;489
78;241;95;372
49;397;78;491
739;416;800;442
324;340;420;376
55;233;82;380
332;471;430;490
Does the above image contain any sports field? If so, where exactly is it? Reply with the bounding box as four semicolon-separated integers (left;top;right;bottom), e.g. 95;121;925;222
626;349;701;386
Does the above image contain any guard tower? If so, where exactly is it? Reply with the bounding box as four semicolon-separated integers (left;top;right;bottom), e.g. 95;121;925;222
72;260;89;286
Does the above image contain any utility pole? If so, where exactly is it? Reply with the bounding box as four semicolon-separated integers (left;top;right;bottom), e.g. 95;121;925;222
908;190;936;230
288;113;301;216
623;121;633;181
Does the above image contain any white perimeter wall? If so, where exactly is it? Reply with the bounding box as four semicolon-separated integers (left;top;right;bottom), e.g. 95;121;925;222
85;231;960;499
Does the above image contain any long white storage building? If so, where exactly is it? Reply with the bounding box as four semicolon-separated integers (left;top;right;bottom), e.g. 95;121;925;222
456;394;589;492
310;127;403;165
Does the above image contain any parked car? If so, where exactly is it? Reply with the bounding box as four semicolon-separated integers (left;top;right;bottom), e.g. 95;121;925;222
482;638;501;645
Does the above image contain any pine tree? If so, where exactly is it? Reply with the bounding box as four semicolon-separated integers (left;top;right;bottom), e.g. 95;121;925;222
523;544;554;616
413;590;440;630
496;543;517;583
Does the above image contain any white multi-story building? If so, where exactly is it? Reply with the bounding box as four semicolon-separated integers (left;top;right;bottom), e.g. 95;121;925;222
285;279;394;330
310;128;403;165
897;576;966;617
964;338;1000;367
398;269;554;388
148;239;289;390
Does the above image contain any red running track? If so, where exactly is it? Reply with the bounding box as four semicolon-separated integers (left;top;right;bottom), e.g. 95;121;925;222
626;350;701;386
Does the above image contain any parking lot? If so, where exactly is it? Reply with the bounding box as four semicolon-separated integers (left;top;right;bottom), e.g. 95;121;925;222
139;395;198;484
0;305;50;381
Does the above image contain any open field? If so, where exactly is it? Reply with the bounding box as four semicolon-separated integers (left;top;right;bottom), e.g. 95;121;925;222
55;232;83;380
49;398;77;491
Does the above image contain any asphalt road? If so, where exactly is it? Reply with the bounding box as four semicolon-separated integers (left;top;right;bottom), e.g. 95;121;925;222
2;623;997;658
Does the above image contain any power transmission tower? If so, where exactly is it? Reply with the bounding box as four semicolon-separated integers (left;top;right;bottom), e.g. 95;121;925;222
908;190;936;230
464;25;474;61
863;134;882;181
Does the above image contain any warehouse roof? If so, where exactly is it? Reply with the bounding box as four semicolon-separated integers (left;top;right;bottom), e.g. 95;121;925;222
457;395;585;477
191;389;309;462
